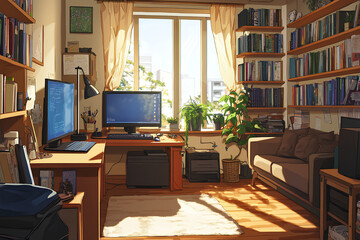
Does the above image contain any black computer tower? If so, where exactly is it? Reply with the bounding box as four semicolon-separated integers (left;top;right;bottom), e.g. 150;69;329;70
126;151;169;188
338;128;360;179
185;149;220;182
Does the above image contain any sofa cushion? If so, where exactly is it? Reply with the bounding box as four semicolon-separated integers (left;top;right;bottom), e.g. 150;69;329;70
294;135;320;161
277;128;309;157
253;154;305;174
272;162;308;194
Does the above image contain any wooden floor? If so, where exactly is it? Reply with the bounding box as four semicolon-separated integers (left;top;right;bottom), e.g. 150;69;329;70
100;176;320;240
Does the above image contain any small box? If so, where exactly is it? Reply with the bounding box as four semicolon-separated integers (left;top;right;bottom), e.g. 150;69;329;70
4;131;19;146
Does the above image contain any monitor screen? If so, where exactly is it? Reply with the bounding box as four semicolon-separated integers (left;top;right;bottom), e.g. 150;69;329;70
43;79;74;144
340;116;360;128
102;91;162;131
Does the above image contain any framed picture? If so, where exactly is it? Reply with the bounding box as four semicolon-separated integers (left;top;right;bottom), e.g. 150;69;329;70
70;6;93;33
32;24;44;66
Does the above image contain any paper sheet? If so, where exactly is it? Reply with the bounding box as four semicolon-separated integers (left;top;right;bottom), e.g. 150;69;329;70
63;54;89;75
25;77;36;110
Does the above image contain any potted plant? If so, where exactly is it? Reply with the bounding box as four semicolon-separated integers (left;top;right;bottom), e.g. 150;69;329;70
180;98;211;145
212;113;224;130
219;88;265;182
166;117;179;131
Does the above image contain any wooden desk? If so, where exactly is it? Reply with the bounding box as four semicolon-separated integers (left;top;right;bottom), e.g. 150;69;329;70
320;169;360;240
62;192;84;240
31;143;105;240
91;134;185;191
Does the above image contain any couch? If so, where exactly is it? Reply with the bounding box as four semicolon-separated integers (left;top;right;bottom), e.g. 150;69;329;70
248;128;337;209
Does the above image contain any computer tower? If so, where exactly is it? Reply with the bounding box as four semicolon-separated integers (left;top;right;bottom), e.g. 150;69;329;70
126;151;169;188
185;149;220;182
338;128;360;179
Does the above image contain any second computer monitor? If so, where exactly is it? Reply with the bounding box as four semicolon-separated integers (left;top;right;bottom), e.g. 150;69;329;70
102;91;162;134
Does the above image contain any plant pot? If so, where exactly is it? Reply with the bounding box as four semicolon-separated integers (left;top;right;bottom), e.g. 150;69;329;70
169;123;179;131
239;160;252;179
222;159;240;182
214;121;222;130
189;117;201;131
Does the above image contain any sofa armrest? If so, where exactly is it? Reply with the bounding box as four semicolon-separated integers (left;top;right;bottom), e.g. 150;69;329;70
308;153;334;208
248;137;282;169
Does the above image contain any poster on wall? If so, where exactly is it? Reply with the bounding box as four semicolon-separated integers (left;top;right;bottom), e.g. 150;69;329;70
32;24;44;66
70;6;93;33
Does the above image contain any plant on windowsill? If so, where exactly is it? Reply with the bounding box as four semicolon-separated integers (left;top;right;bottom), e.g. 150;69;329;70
219;88;265;182
179;98;211;146
212;113;225;130
166;117;179;131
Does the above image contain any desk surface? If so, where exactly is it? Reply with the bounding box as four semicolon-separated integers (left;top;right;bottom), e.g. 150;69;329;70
320;169;360;188
30;143;105;168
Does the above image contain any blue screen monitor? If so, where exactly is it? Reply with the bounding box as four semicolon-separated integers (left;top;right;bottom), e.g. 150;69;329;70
42;79;74;145
102;91;162;134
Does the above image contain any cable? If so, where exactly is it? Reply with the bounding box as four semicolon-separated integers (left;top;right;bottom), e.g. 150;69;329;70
200;136;217;148
106;154;125;175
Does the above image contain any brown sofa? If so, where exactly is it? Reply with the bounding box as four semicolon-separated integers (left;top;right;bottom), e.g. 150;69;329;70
248;128;337;210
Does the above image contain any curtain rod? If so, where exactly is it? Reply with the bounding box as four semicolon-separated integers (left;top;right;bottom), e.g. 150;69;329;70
97;0;244;5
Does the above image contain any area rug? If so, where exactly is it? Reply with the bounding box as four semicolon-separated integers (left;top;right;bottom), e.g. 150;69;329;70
103;194;243;237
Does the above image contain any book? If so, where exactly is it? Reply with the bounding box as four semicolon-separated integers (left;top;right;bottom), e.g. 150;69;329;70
61;170;76;195
5;80;17;113
39;170;54;189
8;145;19;182
0;74;3;114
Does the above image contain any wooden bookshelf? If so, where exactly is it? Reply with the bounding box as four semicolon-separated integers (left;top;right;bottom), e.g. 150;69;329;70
288;105;360;109
287;0;357;29
1;0;35;23
288;66;360;82
237;52;285;58
288;25;360;55
247;107;286;111
0;111;27;120
237;81;285;85
0;55;35;72
236;26;284;33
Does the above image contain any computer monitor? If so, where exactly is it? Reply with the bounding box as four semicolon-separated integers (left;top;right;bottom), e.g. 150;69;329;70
42;79;75;147
340;116;360;128
102;91;162;134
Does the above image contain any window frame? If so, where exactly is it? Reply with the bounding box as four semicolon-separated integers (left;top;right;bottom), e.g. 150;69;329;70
132;14;214;120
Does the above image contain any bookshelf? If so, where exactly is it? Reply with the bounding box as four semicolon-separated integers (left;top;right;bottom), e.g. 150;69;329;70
237;52;285;59
236;26;284;33
0;0;35;145
247;107;286;111
237;81;285;85
287;1;360;110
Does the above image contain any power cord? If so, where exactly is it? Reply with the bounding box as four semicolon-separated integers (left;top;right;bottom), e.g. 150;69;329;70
200;136;217;148
106;154;125;175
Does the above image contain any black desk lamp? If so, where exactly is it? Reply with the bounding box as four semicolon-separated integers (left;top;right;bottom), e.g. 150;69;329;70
71;66;100;141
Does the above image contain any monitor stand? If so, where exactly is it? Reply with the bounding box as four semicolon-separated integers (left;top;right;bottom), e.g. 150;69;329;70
47;139;62;148
124;126;137;134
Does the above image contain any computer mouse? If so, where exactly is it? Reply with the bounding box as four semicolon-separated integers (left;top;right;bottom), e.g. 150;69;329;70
154;137;160;141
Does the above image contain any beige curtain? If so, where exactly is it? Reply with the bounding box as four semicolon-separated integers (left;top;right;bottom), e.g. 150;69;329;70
210;4;236;90
101;2;134;91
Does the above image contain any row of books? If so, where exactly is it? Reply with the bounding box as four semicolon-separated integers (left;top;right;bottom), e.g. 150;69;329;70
0;74;22;114
238;61;282;82
238;33;283;54
254;114;284;133
0;13;33;67
40;170;77;195
237;8;282;28
0;144;33;184
12;0;33;18
249;88;283;107
291;76;359;106
289;35;360;78
289;10;359;50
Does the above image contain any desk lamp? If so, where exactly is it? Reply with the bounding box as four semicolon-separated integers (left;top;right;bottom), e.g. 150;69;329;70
71;66;100;141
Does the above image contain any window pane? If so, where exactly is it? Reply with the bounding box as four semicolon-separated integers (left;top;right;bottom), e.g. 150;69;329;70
139;19;174;125
180;20;201;106
207;20;225;113
118;28;135;91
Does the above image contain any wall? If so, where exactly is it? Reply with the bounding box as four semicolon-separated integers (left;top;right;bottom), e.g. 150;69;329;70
28;0;63;143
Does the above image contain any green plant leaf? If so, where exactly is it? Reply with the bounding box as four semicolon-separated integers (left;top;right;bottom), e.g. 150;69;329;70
225;134;237;144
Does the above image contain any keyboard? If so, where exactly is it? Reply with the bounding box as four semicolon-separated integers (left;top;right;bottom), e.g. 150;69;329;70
107;133;154;140
45;141;96;152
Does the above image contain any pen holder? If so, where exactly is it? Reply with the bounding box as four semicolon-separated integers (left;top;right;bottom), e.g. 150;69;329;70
85;123;96;132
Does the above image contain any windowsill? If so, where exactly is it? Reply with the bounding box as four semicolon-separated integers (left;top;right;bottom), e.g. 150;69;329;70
139;128;222;135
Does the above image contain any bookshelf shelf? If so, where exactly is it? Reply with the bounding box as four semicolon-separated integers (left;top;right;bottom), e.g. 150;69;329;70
289;66;360;82
288;25;360;55
287;0;357;29
288;105;360;109
1;0;35;23
237;81;285;85
0;55;35;72
237;52;285;58
0;111;26;120
247;107;286;111
236;26;284;33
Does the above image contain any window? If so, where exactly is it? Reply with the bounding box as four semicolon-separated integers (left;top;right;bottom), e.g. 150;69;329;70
121;13;224;128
